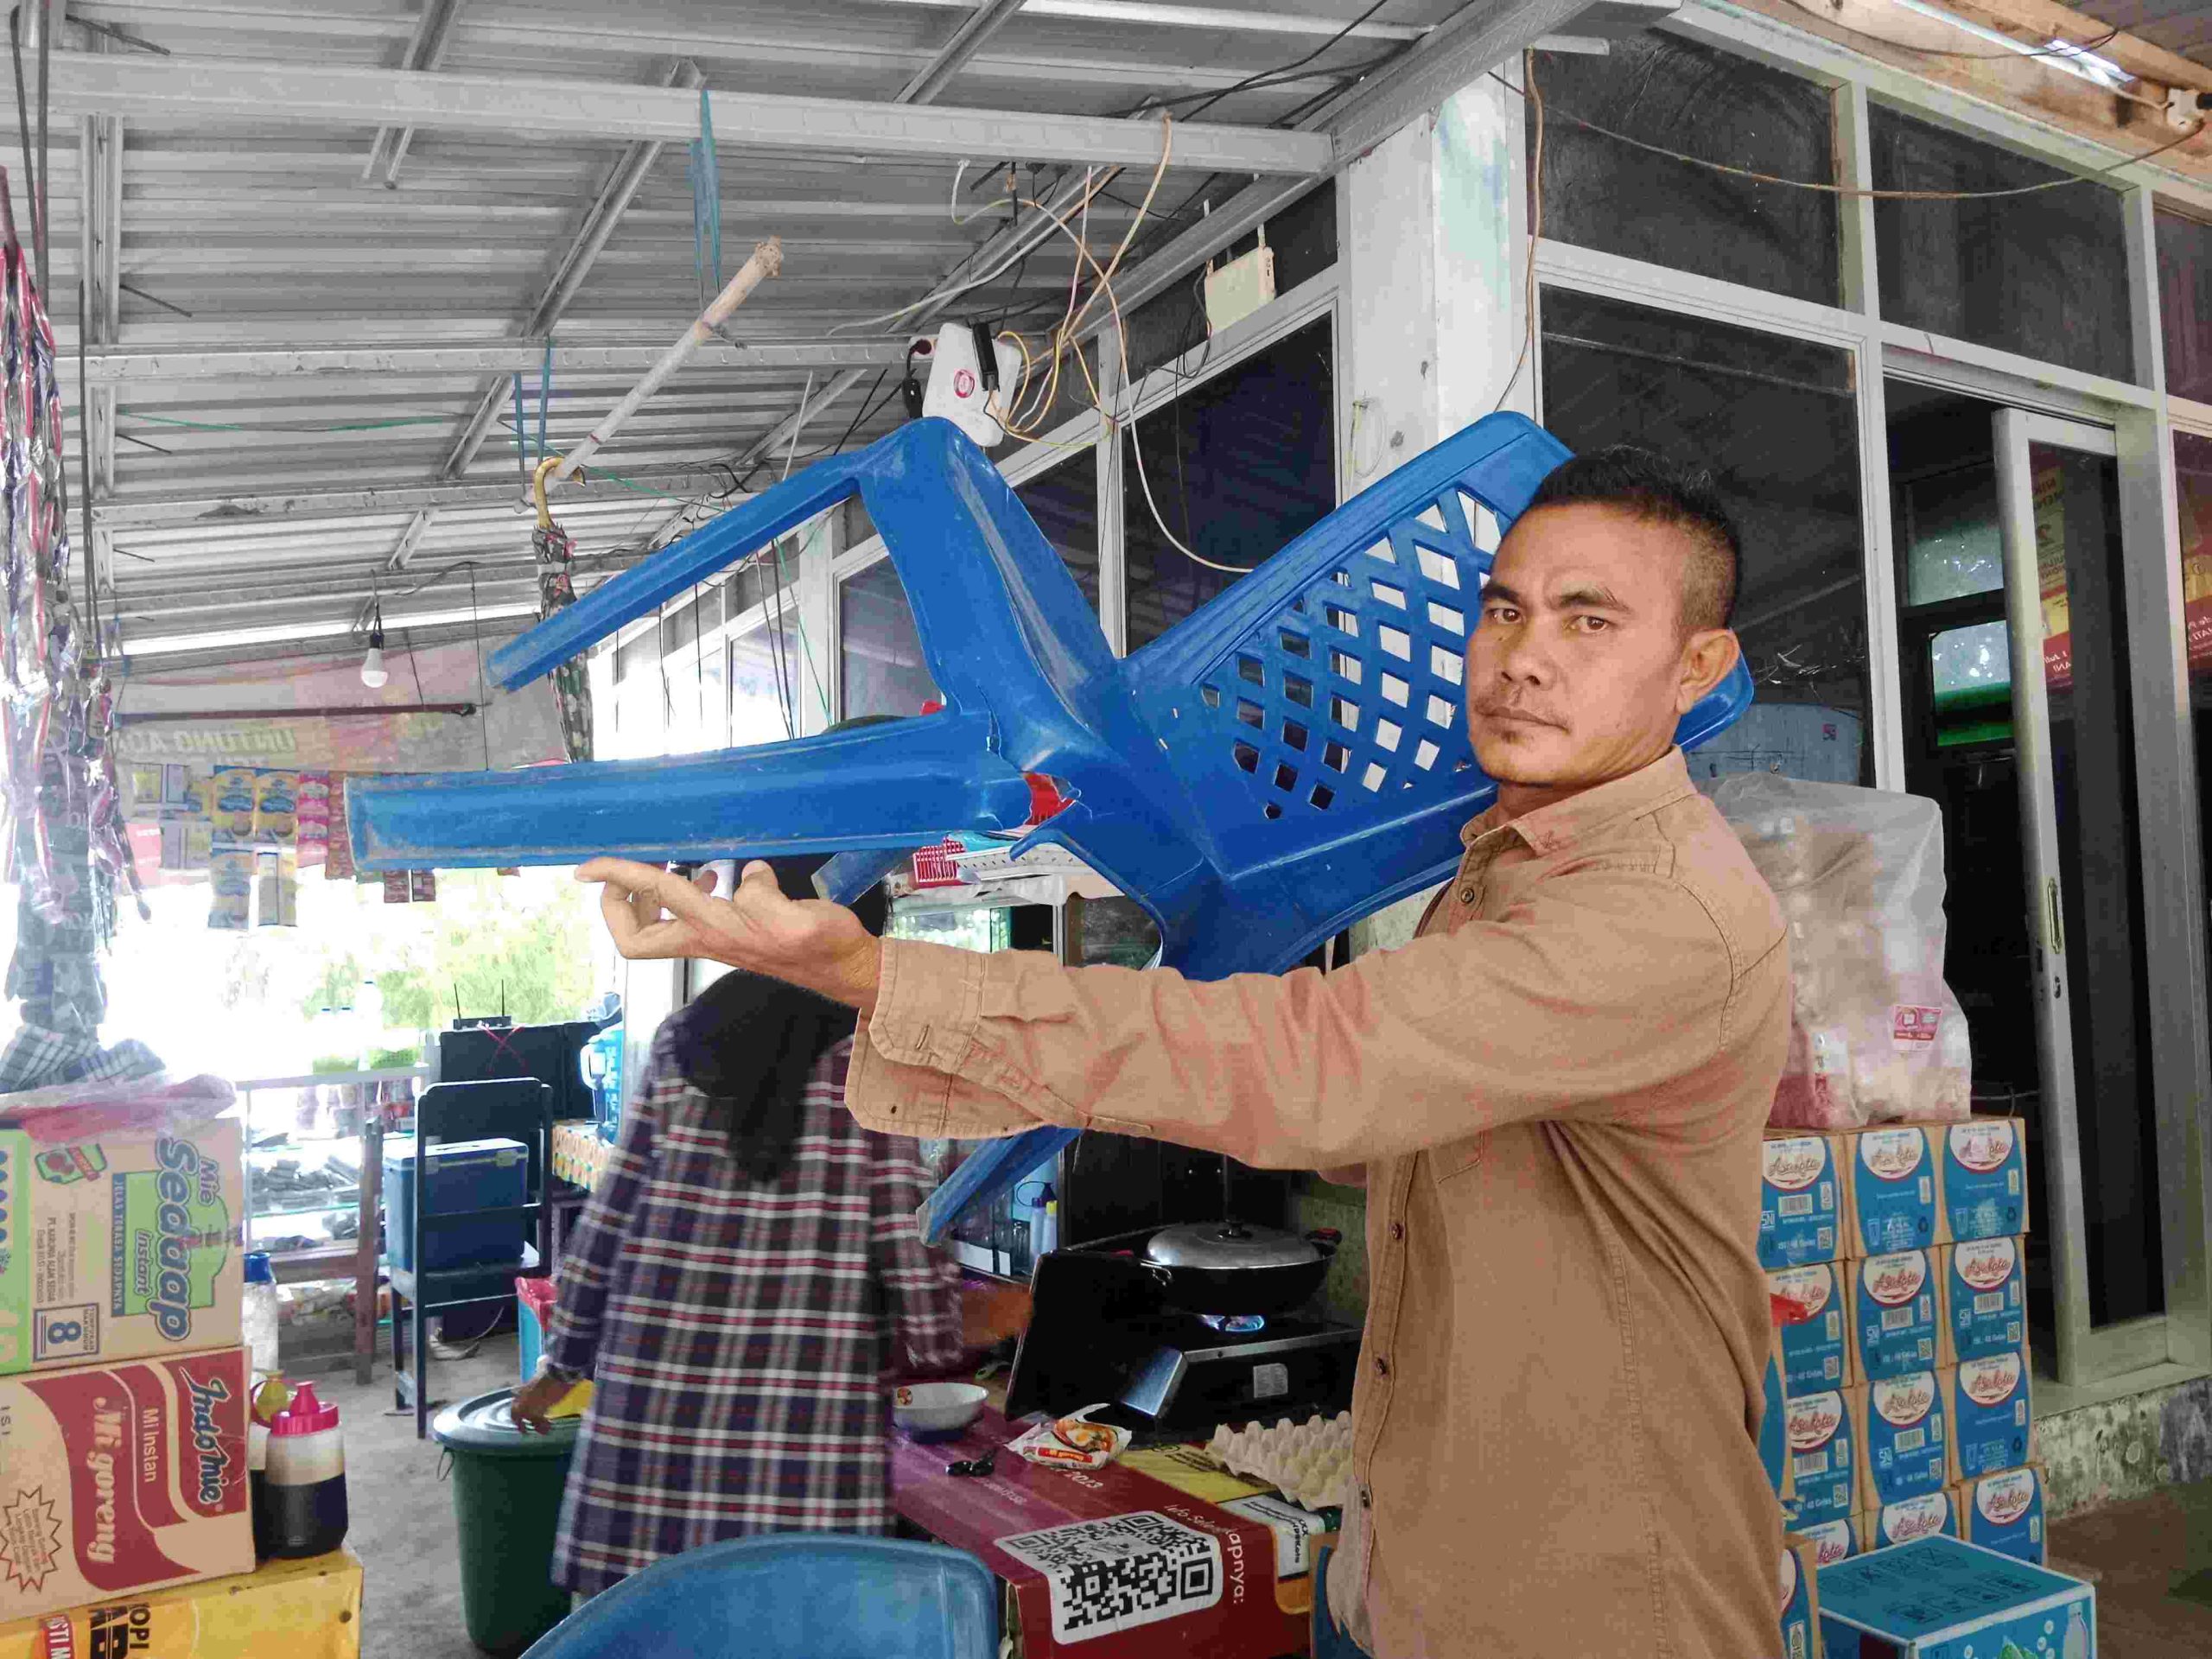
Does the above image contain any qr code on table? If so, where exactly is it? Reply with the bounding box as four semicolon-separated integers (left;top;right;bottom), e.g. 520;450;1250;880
995;1510;1223;1643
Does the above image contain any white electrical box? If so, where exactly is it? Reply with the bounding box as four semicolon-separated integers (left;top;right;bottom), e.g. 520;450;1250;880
1204;242;1277;336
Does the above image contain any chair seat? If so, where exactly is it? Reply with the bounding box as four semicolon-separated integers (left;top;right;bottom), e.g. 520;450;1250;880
392;1243;540;1310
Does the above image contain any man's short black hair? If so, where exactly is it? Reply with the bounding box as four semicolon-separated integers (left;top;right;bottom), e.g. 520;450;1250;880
1521;446;1742;632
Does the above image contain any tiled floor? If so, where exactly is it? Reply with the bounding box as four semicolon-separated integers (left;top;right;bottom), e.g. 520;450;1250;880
2048;1478;2212;1657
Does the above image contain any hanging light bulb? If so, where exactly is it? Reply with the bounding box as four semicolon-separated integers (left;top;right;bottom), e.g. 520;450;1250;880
361;601;389;689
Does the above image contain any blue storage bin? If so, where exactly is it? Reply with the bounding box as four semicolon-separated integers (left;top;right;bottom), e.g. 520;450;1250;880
384;1136;530;1272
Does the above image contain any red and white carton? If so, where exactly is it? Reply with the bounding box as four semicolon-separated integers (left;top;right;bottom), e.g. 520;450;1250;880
0;1348;251;1622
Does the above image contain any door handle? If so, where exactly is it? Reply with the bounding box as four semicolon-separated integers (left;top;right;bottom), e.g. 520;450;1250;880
2046;876;2064;957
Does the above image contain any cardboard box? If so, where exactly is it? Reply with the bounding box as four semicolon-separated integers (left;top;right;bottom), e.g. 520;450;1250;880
1771;1262;1853;1395
1780;1533;1821;1659
1949;1347;2034;1484
1853;1370;1950;1510
1848;1248;1950;1381
1761;1354;1795;1508
1841;1125;1944;1256
1797;1513;1860;1570
0;1544;360;1659
1957;1464;2047;1567
1784;1387;1858;1529
1940;1117;2030;1244
1860;1487;1960;1551
0;1119;242;1376
1817;1535;2093;1658
1946;1236;2028;1363
1761;1134;1844;1270
0;1348;253;1623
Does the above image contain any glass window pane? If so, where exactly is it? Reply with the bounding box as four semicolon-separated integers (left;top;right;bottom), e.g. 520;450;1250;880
1122;318;1335;653
729;616;799;747
1900;465;2005;606
2035;442;2159;1325
1930;619;2010;698
1533;35;1840;305
1013;451;1101;611
838;559;937;719
1538;288;1870;785
1871;106;2133;382
2157;209;2212;404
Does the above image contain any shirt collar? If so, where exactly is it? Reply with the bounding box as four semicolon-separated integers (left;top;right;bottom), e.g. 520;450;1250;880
1459;748;1697;855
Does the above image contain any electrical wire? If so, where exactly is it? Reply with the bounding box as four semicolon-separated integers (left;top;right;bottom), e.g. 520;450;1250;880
1488;67;2205;198
1491;54;1542;416
1154;0;1399;125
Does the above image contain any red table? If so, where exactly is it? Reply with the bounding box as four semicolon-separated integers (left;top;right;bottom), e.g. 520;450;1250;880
892;1408;1313;1658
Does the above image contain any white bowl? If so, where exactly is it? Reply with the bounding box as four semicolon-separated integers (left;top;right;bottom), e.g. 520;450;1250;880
892;1382;988;1439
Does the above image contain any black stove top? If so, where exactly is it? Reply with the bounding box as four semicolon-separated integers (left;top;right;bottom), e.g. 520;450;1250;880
1005;1247;1360;1433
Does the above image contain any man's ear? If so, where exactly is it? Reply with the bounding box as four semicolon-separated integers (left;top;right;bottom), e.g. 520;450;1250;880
1676;628;1741;713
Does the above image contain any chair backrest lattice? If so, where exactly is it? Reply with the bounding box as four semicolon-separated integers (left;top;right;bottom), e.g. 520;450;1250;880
1198;481;1506;833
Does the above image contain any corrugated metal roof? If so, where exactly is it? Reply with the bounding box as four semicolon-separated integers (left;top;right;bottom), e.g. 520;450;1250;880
8;0;1478;664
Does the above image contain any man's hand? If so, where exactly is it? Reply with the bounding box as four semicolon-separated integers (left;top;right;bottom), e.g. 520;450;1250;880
576;857;885;1014
512;1371;574;1434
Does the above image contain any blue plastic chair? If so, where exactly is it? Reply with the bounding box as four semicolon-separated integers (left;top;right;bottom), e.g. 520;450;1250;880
347;412;1753;1235
520;1535;997;1659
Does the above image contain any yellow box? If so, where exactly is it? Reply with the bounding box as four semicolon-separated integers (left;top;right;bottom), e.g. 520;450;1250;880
0;1545;361;1659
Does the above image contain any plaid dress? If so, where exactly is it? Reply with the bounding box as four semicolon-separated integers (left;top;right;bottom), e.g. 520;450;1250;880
545;1029;962;1594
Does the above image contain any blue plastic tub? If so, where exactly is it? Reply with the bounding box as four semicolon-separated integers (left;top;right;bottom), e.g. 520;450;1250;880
384;1136;530;1272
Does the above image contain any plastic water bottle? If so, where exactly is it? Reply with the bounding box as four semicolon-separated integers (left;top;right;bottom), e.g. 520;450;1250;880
1035;1185;1059;1256
242;1251;280;1377
264;1382;349;1559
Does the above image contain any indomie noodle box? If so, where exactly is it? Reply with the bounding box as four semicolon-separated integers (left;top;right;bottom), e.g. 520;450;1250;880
0;1121;241;1376
0;1349;253;1622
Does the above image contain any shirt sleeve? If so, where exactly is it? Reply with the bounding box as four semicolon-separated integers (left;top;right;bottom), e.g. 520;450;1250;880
867;1130;967;1376
542;1052;662;1376
850;859;1743;1168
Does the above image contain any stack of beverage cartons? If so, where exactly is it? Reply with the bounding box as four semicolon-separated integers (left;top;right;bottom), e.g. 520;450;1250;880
1761;1116;2041;1580
0;1113;256;1624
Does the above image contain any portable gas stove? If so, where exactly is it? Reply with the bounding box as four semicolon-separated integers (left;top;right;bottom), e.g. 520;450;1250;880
1005;1241;1360;1440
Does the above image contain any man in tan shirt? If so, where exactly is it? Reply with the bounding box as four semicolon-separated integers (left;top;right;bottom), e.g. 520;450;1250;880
579;447;1790;1657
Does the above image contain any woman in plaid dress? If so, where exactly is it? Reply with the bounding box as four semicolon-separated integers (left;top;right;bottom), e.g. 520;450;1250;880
514;861;963;1597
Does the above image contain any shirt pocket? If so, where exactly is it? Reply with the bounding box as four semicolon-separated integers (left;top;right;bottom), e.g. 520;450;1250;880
1431;1133;1489;1186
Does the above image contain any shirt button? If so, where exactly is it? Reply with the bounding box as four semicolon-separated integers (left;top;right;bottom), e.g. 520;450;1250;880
1457;885;1478;903
1389;1221;1405;1242
1373;1355;1390;1378
1359;1485;1373;1509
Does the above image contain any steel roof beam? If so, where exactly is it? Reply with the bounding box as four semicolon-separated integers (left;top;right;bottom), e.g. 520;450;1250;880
361;0;466;188
93;469;734;531
44;51;1332;175
78;338;912;385
898;0;1030;105
440;57;705;483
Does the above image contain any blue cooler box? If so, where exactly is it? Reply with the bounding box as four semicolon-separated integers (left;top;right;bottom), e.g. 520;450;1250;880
384;1136;530;1271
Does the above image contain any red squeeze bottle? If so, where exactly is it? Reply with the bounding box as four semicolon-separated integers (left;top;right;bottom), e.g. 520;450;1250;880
263;1382;350;1558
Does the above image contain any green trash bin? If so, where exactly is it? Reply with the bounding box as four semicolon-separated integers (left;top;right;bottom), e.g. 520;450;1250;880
434;1387;581;1655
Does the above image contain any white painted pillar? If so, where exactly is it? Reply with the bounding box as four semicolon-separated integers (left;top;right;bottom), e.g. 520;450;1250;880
1433;72;1532;431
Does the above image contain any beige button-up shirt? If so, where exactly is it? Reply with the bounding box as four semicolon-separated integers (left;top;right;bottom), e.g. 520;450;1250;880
847;749;1789;1658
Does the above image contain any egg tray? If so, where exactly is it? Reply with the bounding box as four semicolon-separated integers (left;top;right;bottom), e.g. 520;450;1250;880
1204;1410;1354;1513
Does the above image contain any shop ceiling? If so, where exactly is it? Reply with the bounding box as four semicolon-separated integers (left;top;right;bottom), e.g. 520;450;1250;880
18;0;1671;673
